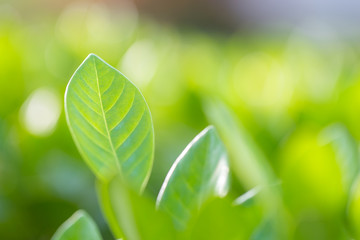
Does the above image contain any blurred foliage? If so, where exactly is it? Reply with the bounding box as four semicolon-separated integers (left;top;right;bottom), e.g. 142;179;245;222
1;1;360;239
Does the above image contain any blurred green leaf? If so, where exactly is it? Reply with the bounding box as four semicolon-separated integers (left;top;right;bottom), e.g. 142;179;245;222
234;186;289;240
279;128;347;239
65;54;154;191
156;126;229;230
280;128;346;215
251;217;279;240
348;176;360;238
204;100;278;201
204;101;293;238
319;124;360;190
187;196;262;240
97;176;176;240
51;210;102;240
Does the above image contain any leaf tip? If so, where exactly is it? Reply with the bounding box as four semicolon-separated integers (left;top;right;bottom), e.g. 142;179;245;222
60;210;89;228
72;209;88;219
204;125;216;133
86;53;99;60
201;125;219;140
83;53;104;65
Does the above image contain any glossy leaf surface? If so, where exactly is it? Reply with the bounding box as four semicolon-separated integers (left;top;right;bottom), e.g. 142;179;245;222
156;126;229;229
65;54;154;191
52;210;102;240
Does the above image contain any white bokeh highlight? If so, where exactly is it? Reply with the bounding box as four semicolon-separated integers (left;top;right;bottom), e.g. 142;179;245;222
20;87;61;137
120;40;158;88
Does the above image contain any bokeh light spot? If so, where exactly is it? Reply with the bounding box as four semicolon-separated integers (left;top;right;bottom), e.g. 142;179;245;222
20;88;61;137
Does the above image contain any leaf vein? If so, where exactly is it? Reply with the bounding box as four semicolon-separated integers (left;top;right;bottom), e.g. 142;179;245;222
104;81;126;113
109;92;138;132
101;72;117;96
121;129;151;165
93;57;121;174
71;101;107;137
114;108;146;150
72;87;102;116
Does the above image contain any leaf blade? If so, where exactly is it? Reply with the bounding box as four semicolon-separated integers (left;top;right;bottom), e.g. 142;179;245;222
156;126;229;229
65;54;154;191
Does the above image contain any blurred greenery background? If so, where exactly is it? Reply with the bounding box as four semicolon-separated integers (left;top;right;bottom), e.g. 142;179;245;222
2;0;360;239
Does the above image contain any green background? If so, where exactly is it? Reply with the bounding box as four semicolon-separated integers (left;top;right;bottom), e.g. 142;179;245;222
1;0;360;239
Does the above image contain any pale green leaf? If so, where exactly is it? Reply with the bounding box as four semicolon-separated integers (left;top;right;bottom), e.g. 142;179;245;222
156;126;229;230
51;210;102;240
65;54;154;191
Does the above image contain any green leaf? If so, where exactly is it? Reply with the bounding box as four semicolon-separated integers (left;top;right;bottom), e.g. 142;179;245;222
65;54;154;191
348;176;360;238
251;217;279;240
234;186;289;240
203;99;276;190
319;123;360;190
156;126;230;230
204;100;290;238
97;176;176;240
51;210;102;240
279;128;346;238
188;197;262;240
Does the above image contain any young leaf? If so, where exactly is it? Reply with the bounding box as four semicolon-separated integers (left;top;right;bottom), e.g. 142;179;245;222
51;210;102;240
65;54;154;191
156;126;229;230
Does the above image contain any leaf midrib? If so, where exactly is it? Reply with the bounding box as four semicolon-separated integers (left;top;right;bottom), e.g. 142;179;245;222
93;57;122;174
